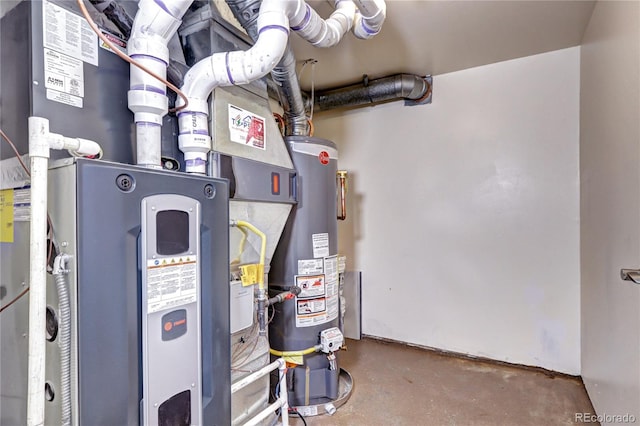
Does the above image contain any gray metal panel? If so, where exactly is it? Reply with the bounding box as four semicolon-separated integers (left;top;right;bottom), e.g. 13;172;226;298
1;161;79;426
75;159;230;425
29;0;134;163
0;1;31;160
229;201;292;269
214;154;296;204
210;86;294;170
45;161;80;425
342;271;362;341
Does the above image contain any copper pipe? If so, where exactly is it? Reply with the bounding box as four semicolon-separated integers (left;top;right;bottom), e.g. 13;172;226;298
337;170;348;221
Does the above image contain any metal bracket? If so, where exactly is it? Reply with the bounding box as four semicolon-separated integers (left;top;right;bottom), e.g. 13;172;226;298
620;269;640;284
405;75;433;106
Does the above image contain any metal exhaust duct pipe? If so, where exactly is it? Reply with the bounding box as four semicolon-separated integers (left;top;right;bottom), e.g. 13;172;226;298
88;0;133;38
225;0;310;136
309;73;432;112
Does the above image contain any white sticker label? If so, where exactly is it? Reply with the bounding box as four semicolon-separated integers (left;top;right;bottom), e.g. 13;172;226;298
312;233;330;258
146;257;197;314
338;255;347;274
46;89;83;108
297;405;318;417
228;104;266;150
43;0;98;66
324;256;340;321
297;258;324;275
44;49;84;97
324;255;338;284
13;187;31;222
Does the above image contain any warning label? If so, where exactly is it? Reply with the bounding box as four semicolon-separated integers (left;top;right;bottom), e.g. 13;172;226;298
99;30;127;55
297;298;326;315
43;0;98;66
146;257;198;314
297;274;325;298
228;104;266;150
294;266;338;328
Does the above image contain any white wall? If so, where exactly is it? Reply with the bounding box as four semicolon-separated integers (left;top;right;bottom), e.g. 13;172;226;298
315;47;581;374
580;0;640;420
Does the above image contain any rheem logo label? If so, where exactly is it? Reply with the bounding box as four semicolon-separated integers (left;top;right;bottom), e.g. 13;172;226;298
319;151;330;165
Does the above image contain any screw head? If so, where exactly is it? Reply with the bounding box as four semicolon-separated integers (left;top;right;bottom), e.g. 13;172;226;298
204;184;215;199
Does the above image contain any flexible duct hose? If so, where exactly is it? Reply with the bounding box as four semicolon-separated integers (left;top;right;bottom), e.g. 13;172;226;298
53;255;72;426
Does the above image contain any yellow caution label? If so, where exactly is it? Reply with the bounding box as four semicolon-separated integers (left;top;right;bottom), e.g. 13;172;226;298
0;189;14;243
240;264;264;287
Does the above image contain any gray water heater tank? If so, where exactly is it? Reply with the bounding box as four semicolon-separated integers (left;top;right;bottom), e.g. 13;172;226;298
270;136;341;407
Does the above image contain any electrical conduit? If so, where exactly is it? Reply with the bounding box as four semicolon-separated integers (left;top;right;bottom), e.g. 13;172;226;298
127;0;193;168
53;255;72;426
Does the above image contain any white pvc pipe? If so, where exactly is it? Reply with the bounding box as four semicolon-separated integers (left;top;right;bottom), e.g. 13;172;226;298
231;358;289;426
177;0;289;173
27;117;50;426
128;0;194;167
352;0;386;39
176;0;386;172
244;399;288;426
231;358;283;394
293;0;356;47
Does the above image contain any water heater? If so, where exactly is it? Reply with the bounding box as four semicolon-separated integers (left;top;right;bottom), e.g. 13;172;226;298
270;136;342;407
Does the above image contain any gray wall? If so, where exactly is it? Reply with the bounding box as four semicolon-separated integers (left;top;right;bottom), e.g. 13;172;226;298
580;0;640;420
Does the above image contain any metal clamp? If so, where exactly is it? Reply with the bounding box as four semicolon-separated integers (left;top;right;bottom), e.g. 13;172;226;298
620;269;640;284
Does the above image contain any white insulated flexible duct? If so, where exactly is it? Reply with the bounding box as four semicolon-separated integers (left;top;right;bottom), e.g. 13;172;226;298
178;0;387;173
127;0;192;168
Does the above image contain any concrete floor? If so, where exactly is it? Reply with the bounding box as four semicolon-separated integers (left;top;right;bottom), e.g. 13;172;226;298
289;338;596;426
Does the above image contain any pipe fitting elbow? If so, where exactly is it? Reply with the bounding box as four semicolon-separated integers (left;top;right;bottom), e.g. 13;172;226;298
130;0;186;44
352;0;386;39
